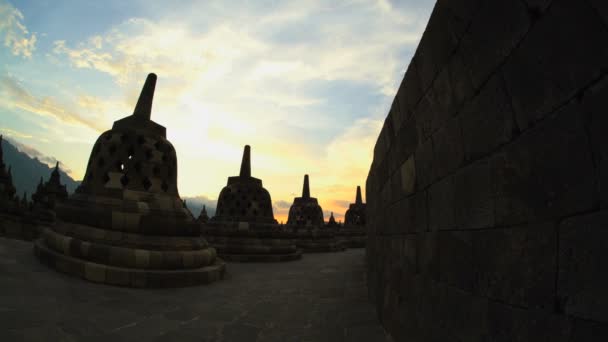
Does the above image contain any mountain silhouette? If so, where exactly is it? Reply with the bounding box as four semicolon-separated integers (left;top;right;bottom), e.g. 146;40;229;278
1;138;80;198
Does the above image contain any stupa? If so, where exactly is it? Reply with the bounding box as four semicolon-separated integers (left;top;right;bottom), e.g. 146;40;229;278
338;185;367;248
326;212;339;228
32;162;68;211
203;145;301;262
197;205;209;224
286;175;344;253
34;73;225;287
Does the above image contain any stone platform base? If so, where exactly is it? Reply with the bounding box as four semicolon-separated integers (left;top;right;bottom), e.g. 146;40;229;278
337;227;366;248
34;239;226;288
203;222;302;262
296;240;346;253
219;249;302;262
289;227;346;253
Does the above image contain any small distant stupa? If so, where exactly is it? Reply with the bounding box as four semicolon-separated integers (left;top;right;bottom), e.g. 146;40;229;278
286;175;324;227
212;145;276;224
34;73;225;287
32;162;68;209
197;205;209;224
286;174;344;253
338;185;367;248
204;145;301;262
326;212;339;228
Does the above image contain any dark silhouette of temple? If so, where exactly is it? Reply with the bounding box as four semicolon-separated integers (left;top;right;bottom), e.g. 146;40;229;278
1;0;607;339
203;145;303;262
286;175;324;227
33;73;225;287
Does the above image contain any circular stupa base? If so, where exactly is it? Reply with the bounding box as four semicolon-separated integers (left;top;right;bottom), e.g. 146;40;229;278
288;227;346;254
337;227;367;248
34;240;226;288
203;222;302;263
34;224;226;288
219;250;302;262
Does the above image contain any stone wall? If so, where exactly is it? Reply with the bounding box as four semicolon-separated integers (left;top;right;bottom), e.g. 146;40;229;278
365;0;608;340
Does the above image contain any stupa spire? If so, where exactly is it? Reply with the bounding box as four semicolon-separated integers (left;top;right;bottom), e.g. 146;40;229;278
302;174;310;199
239;145;251;178
132;73;157;120
356;185;362;205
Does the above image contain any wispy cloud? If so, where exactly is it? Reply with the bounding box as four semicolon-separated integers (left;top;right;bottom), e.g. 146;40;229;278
3;135;74;175
0;75;105;132
0;0;37;58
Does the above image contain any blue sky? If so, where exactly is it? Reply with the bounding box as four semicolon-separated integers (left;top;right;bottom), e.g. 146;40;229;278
0;0;435;221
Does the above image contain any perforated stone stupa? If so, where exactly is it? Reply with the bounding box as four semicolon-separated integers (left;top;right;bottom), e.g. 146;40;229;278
337;186;366;248
286;175;344;253
203;145;301;262
34;73;225;287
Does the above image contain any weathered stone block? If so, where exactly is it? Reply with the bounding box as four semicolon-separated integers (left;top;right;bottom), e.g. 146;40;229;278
485;301;572;342
460;0;530;90
558;210;608;322
503;0;608;131
438;231;474;291
473;223;556;309
453;159;494;229
460;73;517;162
588;0;608;26
431;116;464;181
396;57;423;115
399;156;416;197
417;232;439;281
392;117;420;173
415;1;468;90
395;190;427;234
414;138;434;189
583;76;608;208
428;176;455;231
492;102;595;226
84;262;107;283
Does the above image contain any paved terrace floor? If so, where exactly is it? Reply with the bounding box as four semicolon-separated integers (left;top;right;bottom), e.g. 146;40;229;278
0;237;390;342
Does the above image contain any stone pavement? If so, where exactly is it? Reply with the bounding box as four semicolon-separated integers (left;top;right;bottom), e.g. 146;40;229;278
0;237;390;342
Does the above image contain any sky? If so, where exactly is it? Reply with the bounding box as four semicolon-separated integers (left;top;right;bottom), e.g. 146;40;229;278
0;0;435;222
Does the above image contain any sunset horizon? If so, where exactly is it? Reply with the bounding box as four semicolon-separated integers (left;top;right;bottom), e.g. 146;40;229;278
0;0;435;223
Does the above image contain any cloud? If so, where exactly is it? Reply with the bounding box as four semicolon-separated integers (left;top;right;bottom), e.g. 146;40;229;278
3;135;74;175
0;0;37;58
0;75;105;132
274;200;292;209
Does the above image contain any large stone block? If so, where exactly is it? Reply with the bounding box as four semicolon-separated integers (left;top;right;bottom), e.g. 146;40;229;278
558;210;608;323
414;137;434;189
395;190;427;234
399;156;416;197
428;176;455;231
417;232;439;281
396;57;424;116
460;73;517;162
485;301;571;342
503;0;608;131
460;0;530;90
588;0;608;26
473;223;556;309
438;231;474;291
392;117;420;176
453;159;494;229
415;1;471;90
492;102;595;226
431;116;464;181
583;76;608;208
